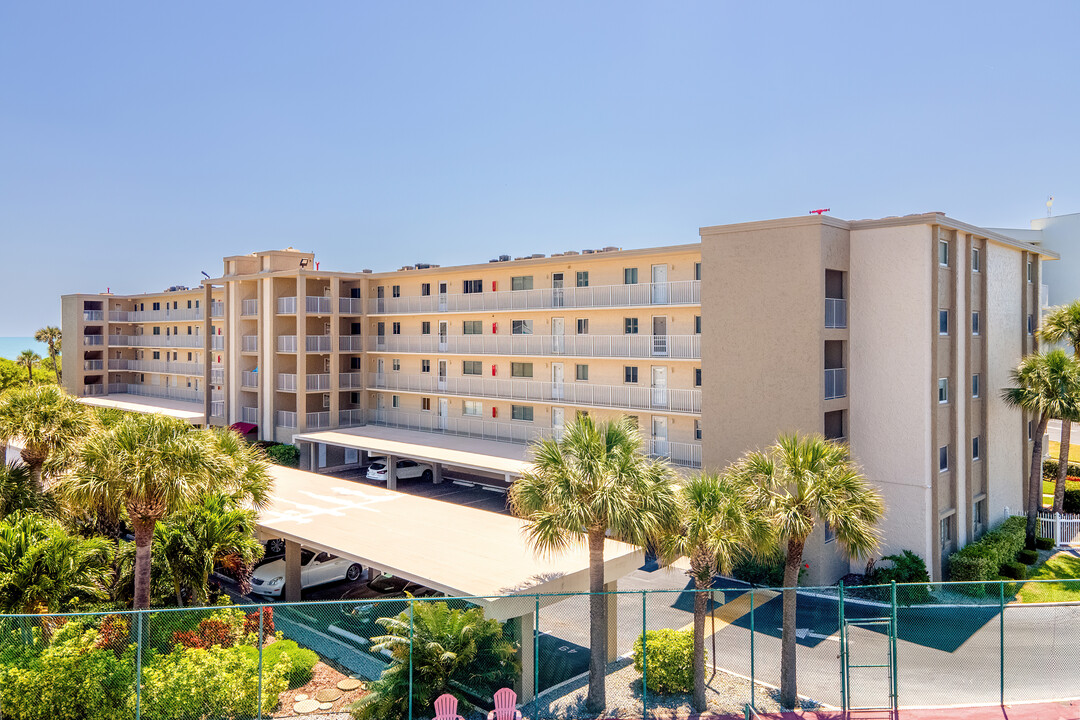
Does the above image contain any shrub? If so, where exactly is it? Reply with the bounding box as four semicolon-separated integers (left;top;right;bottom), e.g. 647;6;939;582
731;553;806;587
240;639;318;688
632;629;694;694
1017;548;1039;565
172;617;236;650
265;443;300;467
1036;536;1055;551
947;516;1027;591
1000;561;1027;580
1043;459;1080;479
867;550;931;605
244;606;274;638
1064;489;1080;514
94;615;131;655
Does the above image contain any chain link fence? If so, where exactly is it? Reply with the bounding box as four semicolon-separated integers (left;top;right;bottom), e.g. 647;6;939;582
0;578;1077;719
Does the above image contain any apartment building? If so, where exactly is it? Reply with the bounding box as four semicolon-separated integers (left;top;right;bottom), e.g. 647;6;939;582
61;213;1055;582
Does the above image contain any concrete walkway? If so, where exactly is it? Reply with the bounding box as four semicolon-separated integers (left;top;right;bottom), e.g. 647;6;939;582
667;699;1080;719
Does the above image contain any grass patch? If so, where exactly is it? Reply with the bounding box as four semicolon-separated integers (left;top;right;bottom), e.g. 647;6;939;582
1017;552;1080;603
1048;440;1080;459
1041;479;1080;507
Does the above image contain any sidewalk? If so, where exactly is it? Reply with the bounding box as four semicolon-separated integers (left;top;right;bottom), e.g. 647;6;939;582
701;700;1080;720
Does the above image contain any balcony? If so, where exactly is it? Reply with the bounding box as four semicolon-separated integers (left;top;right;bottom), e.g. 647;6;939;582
306;296;331;314
109;383;203;404
368;334;700;359
83;360;104;371
106;335;204;349
369;280;701;315
211;336;224;350
83;336;104;346
276;374;297;392
83;310;104;322
825;298;847;329
211;368;224;384
210;402;224;418
339;372;364;388
108;359;203;375
241;371;259;389
306;411;331;429
276;335;297;353
241;299;259;316
242;406;259;424
210;301;224;318
276;411;297;428
242;335;259;353
339;297;363;315
825;368;847;400
369;373;701;413
339;335;363;352
106;309;203;322
83;384;105;396
339;409;365;427
306;373;331;391
306;335;332;353
276;297;297;314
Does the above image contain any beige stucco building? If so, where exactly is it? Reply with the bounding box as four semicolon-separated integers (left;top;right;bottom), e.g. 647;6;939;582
61;212;1055;582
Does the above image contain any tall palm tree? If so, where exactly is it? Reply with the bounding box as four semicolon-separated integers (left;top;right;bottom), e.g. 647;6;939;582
0;462;56;517
509;415;679;713
33;327;62;384
1002;349;1080;546
0;384;96;491
737;434;883;709
60;413;272;610
659;471;773;711
16;350;41;385
1038;302;1080;511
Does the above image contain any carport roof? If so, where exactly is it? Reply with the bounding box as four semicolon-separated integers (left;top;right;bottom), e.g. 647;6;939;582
293;425;533;476
258;466;644;620
77;393;205;422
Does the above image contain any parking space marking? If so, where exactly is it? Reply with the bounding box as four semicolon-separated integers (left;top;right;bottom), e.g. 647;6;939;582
677;589;779;635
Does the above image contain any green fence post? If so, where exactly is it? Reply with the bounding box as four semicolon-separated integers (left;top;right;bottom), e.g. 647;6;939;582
135;611;143;720
257;605;265;720
838;581;846;713
999;580;1005;706
641;590;647;720
890;581;898;710
749;588;755;710
534;594;540;720
409;599;415;720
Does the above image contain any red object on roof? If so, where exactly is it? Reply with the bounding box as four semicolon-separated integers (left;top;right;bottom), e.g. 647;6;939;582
228;422;258;434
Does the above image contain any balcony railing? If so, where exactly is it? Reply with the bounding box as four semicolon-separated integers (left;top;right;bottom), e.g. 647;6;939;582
369;373;701;413
242;406;258;424
106;335;203;349
306;373;331;391
276;297;297;314
242;335;259;352
83;360;104;371
306;296;331;314
83;384;105;396
339;372;364;388
276;411;297;428
339;335;363;352
106;309;203;322
108;383;203;404
339;297;364;315
242;371;260;388
83;310;104;321
339;409;365;427
83;336;104;346
210;301;224;318
368;334;700;359
825;367;848;400
306;411;331;429
107;359;203;375
306;335;332;353
211;336;224;350
643;438;702;468
276;374;297;392
369;280;701;315
276;336;297;353
210;368;224;384
825;298;847;329
210;401;224;418
241;299;259;316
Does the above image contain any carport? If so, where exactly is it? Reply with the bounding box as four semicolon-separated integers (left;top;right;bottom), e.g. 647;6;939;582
258;465;643;700
77;393;206;423
292;425;532;489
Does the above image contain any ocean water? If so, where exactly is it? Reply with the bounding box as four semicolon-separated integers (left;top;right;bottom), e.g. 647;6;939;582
0;337;49;361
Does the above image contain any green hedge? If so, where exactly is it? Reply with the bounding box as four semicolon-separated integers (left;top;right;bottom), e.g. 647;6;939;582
239;639;317;688
265;444;300;468
1064;489;1080;514
1043;459;1080;479
1000;561;1027;581
947;516;1026;584
632;629;694;695
1036;536;1055;551
1017;549;1039;565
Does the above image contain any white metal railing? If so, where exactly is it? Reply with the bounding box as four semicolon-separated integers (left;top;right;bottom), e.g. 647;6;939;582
643;438;702;468
369;373;701;413
83;360;104;371
242;335;259;352
242;406;259;424
1019;512;1080;547
106;309;203;323
83;384;105;396
107;359;203;375
306;373;331;391
210;368;224;384
339;297;363;315
108;383;203;403
368;334;700;359
242;299;259;316
306;411;331;428
306;335;332;352
105;335;203;349
276;411;297;428
210;401;224;418
84;336;104;346
108;311;127;322
83;310;104;321
306;296;331;314
210;301;224;318
276;373;297;392
339;409;365;427
242;371;260;388
339;372;364;388
339;335;363;352
825;368;847;400
277;335;297;353
211;336;223;350
825;298;847;329
276;297;297;314
369;280;701;315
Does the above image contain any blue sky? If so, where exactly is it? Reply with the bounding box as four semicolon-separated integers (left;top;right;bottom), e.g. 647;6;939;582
1;1;1077;335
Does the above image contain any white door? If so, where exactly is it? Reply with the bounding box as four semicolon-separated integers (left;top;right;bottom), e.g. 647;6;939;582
439;321;448;352
375;393;386;421
651;264;669;304
376;286;385;313
652;316;668;356
552;363;564;400
552;407;565;439
552;273;564;307
438;359;448;391
651;366;668;408
551;317;565;354
375;358;386;387
652;416;669;457
438;282;448;312
438;398;448;430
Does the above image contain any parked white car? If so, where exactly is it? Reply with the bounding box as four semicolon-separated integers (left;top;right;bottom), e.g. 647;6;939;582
366;457;434;482
250;548;363;597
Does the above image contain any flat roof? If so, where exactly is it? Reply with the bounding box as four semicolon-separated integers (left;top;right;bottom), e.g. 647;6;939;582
293;425;533;476
259;466;643;619
77;394;205;422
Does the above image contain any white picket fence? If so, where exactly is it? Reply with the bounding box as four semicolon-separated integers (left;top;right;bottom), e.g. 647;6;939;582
1015;512;1080;547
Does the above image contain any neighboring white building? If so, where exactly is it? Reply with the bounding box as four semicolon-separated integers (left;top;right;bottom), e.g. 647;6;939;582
991;212;1080;310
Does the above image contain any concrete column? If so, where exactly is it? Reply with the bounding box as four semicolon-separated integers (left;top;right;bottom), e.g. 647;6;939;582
284;539;302;602
330;276;340;427
296;274;308;434
203;282;213;425
386;453;397;491
298;441;312;471
433;463;443;484
604;579;618;662
510;612;536;701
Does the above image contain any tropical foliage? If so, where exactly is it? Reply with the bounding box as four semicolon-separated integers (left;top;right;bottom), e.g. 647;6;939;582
0;384;96;490
33;327;62;384
1038;301;1080;512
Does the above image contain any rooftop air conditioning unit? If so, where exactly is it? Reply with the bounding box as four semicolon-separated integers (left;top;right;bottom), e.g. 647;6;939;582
564;250;579;256
531;253;545;258
499;254;511;262
602;246;620;252
582;249;595;255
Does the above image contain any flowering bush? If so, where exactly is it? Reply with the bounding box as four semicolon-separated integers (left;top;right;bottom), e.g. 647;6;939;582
172;617;235;650
244;606;274;638
94;614;131;655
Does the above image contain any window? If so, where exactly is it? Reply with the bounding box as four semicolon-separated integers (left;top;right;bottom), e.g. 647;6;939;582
576;364;589;381
972;435;981;461
187;326;192;335
623;268;638;284
695;368;702;387
421;283;431;296
972;248;981;272
512;319;533;335
153;302;161;311
173;302;178;309
463;279;483;294
695;262;702;281
939;445;949;472
323;393;330;409
511;276;533;291
576;271;589;287
695;315;701;334
624;366;638;383
392;285;400;298
974;498;986;527
972;373;981;398
421;359;431;373
511;362;533;378
392;322;401;335
350;357;362;370
1027;314;1035;336
152;351;160;360
939;240;949;267
392;359;401;371
576;318;589;334
625;318;639;334
195;299;199;308
938;378;949;404
463;360;482;375
187;352;192;361
511;405;534;421
824;522;836;544
392;395;400;408
939;310;949;335
153;326;161;335
694;419;702;440
971;311;980;335
421;397;431;412
463;321;482;334
422;321;431;335
1028;420;1034;441
1027;261;1034;283
463;400;482;416
940;516;953;544
186;300;192;309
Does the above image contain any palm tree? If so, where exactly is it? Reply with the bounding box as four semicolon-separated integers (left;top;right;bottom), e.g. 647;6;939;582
0;462;56;517
737;434;883;709
1038;302;1080;511
508;415;679;713
33;327;62;384
1002;349;1080;546
16;350;40;385
60;413;272;610
0;384;96;491
658;471;773;711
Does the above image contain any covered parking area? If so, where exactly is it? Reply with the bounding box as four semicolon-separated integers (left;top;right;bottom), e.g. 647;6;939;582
258;465;642;700
77;394;206;423
292;425;533;489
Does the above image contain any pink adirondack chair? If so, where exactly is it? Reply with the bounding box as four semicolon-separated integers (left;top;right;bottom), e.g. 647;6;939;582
433;693;465;720
487;688;522;720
